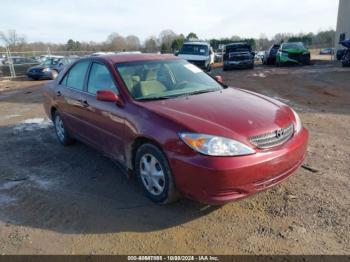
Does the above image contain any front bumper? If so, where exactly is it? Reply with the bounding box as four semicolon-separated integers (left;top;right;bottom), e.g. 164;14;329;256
27;71;52;79
279;53;310;64
187;60;208;70
169;128;309;205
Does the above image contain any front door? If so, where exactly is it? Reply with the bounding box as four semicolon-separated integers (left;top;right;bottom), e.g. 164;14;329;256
81;61;126;163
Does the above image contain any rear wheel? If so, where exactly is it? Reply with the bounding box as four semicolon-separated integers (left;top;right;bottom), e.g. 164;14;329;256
53;111;74;146
135;143;179;204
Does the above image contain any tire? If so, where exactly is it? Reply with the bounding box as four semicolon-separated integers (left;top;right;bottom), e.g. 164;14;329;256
51;70;59;80
53;111;74;146
223;65;228;71
135;143;179;204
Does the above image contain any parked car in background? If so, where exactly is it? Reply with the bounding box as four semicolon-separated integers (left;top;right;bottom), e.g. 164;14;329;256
27;56;76;80
223;42;255;70
90;52;116;57
255;51;265;62
43;54;308;205
336;49;346;60
214;49;223;62
319;48;335;55
263;44;280;65
276;42;311;66
3;56;38;65
2;56;39;76
177;41;214;71
339;39;350;67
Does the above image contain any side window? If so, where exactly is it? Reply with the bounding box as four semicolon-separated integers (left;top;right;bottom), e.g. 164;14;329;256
62;61;90;91
87;63;118;95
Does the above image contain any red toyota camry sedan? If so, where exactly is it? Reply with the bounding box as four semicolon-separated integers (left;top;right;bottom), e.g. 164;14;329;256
43;54;308;205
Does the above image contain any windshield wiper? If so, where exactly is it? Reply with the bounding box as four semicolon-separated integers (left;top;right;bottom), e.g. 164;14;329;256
136;96;171;101
136;89;221;101
185;88;221;96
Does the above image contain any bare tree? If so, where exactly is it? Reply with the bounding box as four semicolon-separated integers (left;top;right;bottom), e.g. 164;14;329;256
159;29;177;53
143;36;159;53
0;29;26;51
125;35;141;51
106;33;127;51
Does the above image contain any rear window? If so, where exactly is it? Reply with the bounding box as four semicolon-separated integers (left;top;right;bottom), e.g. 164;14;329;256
225;45;251;52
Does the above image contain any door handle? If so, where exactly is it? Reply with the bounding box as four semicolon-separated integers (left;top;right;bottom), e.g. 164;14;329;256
82;100;89;107
57;91;62;97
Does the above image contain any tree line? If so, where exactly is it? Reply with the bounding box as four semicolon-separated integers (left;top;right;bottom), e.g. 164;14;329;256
0;29;335;54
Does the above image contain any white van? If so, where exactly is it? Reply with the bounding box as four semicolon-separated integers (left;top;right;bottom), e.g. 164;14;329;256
177;42;214;71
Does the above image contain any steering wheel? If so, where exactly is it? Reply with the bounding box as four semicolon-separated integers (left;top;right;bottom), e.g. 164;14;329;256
175;81;189;89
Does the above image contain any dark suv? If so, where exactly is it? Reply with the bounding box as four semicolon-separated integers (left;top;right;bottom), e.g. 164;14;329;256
223;43;255;70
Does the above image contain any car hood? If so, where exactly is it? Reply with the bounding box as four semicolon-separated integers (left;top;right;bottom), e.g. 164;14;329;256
28;65;47;70
178;54;208;61
138;88;294;143
283;48;308;54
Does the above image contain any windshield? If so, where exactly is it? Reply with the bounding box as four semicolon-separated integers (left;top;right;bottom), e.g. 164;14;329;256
41;58;61;66
116;60;223;100
179;45;209;55
283;43;305;50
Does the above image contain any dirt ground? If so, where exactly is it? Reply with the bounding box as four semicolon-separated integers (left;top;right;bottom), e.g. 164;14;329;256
0;60;349;255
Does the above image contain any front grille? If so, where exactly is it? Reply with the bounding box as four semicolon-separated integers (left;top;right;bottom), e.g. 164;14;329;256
249;124;294;149
288;53;302;60
188;60;205;68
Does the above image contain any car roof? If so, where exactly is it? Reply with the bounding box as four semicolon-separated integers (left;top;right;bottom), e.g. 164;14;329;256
183;41;209;46
99;53;180;64
225;42;251;47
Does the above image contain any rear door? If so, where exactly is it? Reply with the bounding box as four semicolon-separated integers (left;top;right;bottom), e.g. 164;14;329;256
81;61;125;162
56;60;90;141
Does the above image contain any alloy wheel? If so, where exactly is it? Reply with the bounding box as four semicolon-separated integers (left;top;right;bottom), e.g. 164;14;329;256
55;114;65;142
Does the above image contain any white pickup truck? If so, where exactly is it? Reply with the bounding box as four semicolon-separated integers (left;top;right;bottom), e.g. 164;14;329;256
177;42;214;71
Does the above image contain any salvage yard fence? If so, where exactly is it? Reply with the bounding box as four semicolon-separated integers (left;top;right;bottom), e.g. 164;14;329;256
0;49;94;78
0;45;336;79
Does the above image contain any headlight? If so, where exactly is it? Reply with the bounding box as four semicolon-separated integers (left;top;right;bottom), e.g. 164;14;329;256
42;68;51;72
281;51;289;56
179;133;255;156
291;109;302;133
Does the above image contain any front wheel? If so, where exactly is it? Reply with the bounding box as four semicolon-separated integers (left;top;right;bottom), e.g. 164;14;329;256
51;70;59;80
135;143;179;204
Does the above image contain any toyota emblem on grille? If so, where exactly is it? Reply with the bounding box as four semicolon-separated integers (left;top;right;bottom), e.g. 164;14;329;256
275;129;285;138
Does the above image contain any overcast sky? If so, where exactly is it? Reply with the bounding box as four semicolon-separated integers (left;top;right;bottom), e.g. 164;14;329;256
0;0;339;43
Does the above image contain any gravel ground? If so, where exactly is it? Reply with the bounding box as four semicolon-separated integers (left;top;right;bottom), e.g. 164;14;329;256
0;60;349;255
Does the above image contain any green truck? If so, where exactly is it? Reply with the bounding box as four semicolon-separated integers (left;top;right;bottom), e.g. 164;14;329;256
276;42;311;66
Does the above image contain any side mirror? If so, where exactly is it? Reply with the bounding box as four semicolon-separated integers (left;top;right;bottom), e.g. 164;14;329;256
215;75;223;84
96;90;123;106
